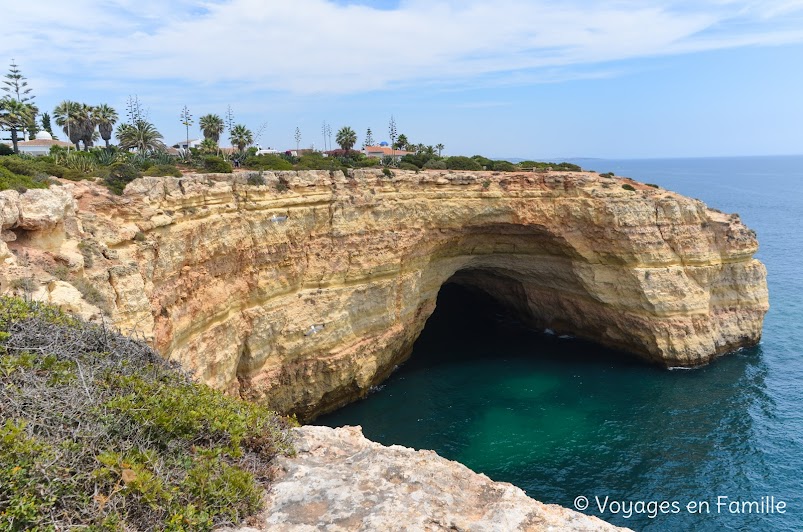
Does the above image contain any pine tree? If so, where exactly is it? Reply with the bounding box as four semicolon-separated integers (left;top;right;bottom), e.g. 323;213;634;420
41;112;56;139
364;128;374;148
2;59;37;142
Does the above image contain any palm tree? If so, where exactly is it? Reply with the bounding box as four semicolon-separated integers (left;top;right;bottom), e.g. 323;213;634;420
229;124;253;152
77;103;96;150
93;104;118;148
53;100;84;149
435;143;445;157
199;114;224;142
394;133;409;151
115;119;164;152
335;126;357;153
0;97;36;153
198;137;218;154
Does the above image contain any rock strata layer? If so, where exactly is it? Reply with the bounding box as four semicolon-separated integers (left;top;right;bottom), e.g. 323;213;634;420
0;169;768;419
220;425;630;532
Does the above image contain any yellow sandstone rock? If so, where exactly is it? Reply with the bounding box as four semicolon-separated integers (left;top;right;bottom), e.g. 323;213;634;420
0;170;768;420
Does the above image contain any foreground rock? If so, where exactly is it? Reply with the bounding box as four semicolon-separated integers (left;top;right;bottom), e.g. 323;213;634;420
221;425;629;532
0;170;768;418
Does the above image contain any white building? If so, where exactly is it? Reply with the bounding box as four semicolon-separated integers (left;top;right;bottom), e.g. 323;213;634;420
172;139;203;151
16;131;73;156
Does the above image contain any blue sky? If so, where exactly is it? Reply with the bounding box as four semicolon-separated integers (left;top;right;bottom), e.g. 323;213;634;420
3;0;803;159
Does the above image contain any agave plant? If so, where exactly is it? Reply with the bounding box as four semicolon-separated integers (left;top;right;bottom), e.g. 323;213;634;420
64;152;97;173
92;148;120;166
148;150;176;166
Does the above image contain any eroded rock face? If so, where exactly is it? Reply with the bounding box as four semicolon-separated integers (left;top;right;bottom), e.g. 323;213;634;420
220;425;630;532
0;170;768;419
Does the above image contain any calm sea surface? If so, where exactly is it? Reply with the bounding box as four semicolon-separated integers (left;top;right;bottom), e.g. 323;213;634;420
318;155;803;531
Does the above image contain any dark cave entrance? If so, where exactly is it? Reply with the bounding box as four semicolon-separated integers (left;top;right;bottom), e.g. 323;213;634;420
409;268;642;369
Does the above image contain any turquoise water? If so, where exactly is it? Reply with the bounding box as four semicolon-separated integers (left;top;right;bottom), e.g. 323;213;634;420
318;155;803;531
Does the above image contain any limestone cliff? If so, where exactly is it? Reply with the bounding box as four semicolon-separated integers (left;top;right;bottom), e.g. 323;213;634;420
0;169;768;419
220;425;630;531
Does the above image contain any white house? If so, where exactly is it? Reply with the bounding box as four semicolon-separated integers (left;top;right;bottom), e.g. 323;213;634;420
363;144;413;162
172;138;203;151
15;131;73;156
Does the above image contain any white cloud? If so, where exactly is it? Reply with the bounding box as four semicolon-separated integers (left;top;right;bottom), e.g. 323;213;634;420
2;0;803;96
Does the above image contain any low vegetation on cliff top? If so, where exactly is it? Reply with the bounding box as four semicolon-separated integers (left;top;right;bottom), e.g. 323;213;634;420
0;297;294;531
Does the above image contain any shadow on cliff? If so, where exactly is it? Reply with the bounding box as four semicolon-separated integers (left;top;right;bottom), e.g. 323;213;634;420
413;281;647;370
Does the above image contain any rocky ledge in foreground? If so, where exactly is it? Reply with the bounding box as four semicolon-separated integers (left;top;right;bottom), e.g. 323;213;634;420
222;425;629;532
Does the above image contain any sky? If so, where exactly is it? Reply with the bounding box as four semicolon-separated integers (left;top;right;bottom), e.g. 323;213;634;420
2;0;803;159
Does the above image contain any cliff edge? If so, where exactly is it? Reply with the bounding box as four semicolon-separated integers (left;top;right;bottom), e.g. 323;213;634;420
221;425;630;532
0;169;768;419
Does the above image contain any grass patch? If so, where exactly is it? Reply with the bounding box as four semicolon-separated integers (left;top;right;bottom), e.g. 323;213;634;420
0;297;293;531
247;172;266;186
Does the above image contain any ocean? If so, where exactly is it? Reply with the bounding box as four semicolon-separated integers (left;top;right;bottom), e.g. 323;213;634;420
317;155;803;531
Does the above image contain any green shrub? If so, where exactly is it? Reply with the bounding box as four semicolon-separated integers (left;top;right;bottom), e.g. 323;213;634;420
247;172;266;186
296;152;342;171
0;156;38;176
423;159;447;170
274;175;290;192
70;277;109;311
399;153;434;168
61;168;90;181
77;241;96;269
0;143;13;156
104;163;142;195
519;161;582;172
471;155;494;169
646;183;659;188
244;154;293;171
203;156;233;173
492;160;517;172
599;172;615;178
445;156;482;171
482;179;491;189
382;167;394;178
0;165;49;192
398;162;419;171
39;161;68;178
0;155;71;182
0;296;294;531
352;156;381;168
9;277;37;293
143;164;182;177
622;184;636;192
